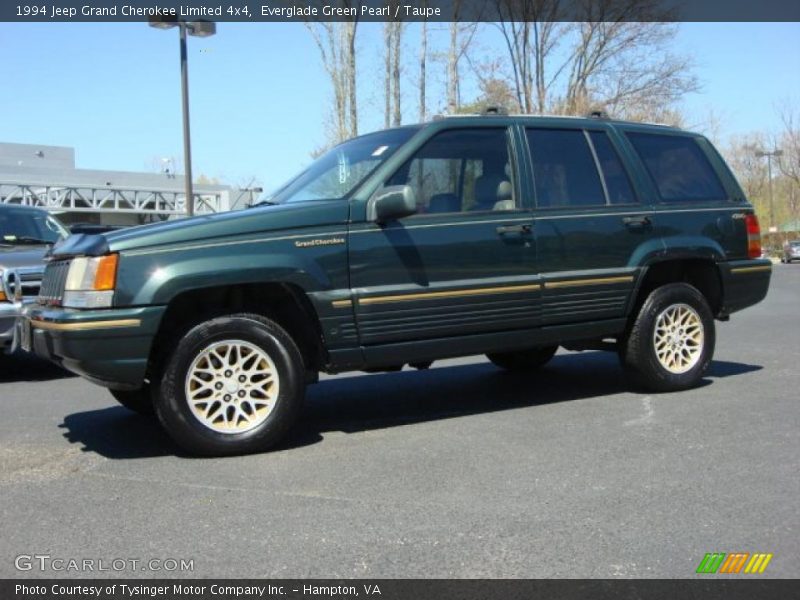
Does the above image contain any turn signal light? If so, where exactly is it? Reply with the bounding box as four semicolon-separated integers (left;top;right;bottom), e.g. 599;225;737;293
94;254;119;291
65;254;119;292
745;214;762;259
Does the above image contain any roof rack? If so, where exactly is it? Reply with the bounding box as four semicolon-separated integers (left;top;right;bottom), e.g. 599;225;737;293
586;109;610;119
481;105;508;116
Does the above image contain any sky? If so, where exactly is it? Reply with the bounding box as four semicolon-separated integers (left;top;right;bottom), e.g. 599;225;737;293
0;21;797;192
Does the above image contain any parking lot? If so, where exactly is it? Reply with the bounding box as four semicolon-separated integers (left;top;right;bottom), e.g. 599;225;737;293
1;266;798;579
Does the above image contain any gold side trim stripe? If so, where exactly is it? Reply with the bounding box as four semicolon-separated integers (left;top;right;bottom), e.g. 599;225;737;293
125;230;350;257
544;275;634;289
331;299;353;309
730;266;772;274
358;284;542;305
31;318;142;332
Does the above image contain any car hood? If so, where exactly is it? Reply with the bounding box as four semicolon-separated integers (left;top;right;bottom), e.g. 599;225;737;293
0;245;49;270
49;201;351;258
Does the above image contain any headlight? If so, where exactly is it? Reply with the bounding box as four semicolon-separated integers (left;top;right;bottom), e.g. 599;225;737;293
62;254;118;309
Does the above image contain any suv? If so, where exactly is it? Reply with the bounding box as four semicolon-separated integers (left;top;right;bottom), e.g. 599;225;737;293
782;240;800;263
1;204;69;352
23;115;771;455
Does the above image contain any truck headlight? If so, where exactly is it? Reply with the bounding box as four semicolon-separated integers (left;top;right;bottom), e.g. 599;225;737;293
63;254;118;308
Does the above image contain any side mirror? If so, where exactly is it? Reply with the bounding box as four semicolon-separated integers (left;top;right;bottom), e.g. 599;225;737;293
367;185;417;223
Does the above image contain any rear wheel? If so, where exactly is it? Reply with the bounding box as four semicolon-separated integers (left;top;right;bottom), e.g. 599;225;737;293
620;283;715;392
155;313;305;456
110;387;154;416
487;345;558;372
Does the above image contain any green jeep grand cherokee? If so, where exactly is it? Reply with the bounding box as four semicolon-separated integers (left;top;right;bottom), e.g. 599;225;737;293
23;115;771;455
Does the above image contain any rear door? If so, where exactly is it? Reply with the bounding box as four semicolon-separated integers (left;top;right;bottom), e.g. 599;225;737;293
523;125;659;326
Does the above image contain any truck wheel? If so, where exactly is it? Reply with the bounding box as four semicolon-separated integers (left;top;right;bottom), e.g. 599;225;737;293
487;345;558;371
110;387;155;415
621;283;715;392
156;313;305;456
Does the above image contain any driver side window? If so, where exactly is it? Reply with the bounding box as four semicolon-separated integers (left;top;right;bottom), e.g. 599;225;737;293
387;128;516;215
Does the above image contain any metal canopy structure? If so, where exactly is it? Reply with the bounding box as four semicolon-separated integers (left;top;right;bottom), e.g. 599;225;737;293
0;141;233;219
0;179;228;216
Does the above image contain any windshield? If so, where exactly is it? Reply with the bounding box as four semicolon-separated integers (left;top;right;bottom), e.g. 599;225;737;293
268;127;419;204
0;208;69;245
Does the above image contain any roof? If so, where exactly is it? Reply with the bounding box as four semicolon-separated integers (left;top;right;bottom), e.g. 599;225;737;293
429;113;680;131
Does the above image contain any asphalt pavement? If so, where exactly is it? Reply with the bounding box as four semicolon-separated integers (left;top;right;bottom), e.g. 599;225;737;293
1;266;798;578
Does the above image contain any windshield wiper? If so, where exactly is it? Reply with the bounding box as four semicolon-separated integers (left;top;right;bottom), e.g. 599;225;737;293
2;236;54;245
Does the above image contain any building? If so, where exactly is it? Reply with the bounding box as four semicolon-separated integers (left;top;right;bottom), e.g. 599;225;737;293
0;142;249;228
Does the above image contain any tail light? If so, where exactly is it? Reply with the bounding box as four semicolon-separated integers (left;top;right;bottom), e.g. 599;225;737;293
745;214;762;259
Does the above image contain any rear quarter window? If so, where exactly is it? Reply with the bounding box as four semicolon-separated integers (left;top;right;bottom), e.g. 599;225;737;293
626;132;727;202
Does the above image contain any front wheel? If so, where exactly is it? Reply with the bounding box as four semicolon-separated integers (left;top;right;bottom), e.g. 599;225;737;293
620;283;715;393
487;345;558;371
155;313;305;456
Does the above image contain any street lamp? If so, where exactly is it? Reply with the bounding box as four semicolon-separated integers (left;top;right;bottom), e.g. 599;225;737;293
754;147;784;233
149;16;217;217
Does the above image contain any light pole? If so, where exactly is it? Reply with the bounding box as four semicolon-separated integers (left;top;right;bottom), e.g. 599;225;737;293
755;148;784;233
149;17;216;217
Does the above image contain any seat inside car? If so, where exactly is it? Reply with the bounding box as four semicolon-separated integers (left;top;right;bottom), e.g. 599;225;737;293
473;158;512;211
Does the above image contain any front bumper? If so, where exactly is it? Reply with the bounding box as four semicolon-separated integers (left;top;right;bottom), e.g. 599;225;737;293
1;300;35;351
23;305;166;389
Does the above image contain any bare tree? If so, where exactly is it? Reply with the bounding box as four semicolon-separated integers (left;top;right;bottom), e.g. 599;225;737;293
447;20;458;112
491;0;696;119
777;102;800;227
777;103;800;188
446;1;480;113
560;1;697;117
461;58;520;112
391;20;402;126
493;0;564;113
419;15;427;121
724;133;770;207
384;21;392;128
382;2;405;127
305;3;360;144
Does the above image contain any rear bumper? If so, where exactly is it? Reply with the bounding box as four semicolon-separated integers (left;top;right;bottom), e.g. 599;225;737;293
23;305;166;389
718;259;772;317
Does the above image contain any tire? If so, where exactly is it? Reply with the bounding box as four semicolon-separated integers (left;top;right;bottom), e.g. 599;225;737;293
487;345;558;371
620;283;715;393
110;387;155;416
155;313;305;456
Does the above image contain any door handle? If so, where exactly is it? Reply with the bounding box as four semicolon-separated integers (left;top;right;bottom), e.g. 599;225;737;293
496;223;533;236
622;215;651;229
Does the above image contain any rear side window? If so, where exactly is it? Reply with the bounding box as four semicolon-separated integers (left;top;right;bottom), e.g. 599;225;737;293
626;133;727;202
526;129;605;208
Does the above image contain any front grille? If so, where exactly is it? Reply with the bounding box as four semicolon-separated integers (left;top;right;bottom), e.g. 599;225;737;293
38;259;70;306
18;268;44;300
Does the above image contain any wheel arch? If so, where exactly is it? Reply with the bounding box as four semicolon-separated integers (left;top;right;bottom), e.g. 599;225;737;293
145;281;327;385
629;257;724;326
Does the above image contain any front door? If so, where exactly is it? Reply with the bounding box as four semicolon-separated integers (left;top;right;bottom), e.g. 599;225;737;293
348;126;541;347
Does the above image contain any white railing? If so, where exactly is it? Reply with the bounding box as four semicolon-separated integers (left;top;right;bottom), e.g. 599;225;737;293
0;181;229;215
